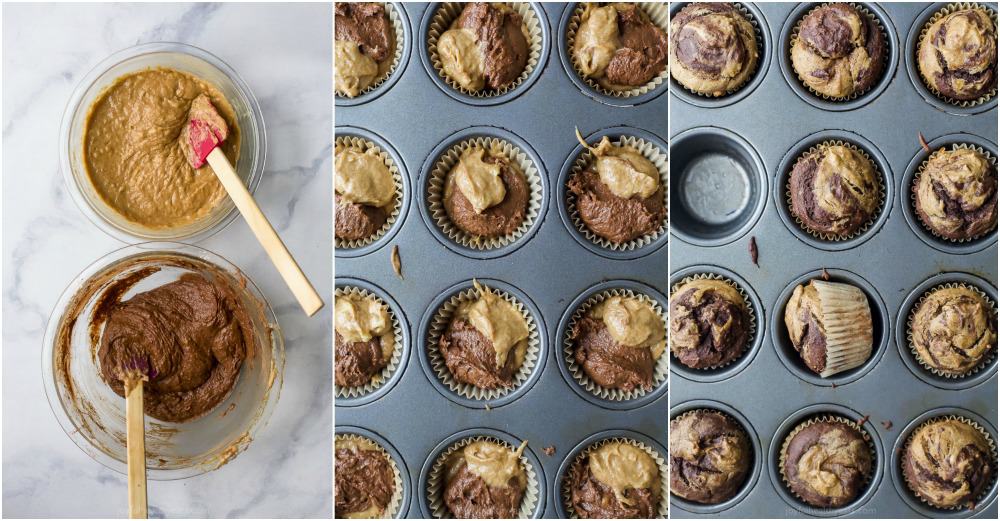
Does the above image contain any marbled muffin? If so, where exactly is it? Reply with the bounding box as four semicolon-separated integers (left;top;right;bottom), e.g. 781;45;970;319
572;3;669;89
335;143;397;243
571;296;666;392
335;293;395;388
670;410;751;505
568;442;661;518
437;2;530;92
903;418;994;509
670;3;759;96
335;2;396;97
789;144;880;238
444;441;528;518
790;3;886;99
910;286;997;376
917;7;997;101
568;136;666;245
913;147;998;241
784;280;873;378
443;146;529;239
782;420;872;508
670;279;750;370
439;282;530;390
335;437;397;518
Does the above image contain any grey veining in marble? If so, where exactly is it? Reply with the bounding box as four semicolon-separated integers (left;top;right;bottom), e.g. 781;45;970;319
2;3;332;518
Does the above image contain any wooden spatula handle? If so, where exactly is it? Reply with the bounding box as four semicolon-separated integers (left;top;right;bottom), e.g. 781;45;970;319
125;379;147;519
206;148;324;316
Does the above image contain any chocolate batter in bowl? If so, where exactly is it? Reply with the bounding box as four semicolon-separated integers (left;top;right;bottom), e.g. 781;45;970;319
60;42;266;243
42;243;283;479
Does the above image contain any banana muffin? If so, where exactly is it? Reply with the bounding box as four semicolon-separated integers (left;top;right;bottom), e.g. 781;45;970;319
910;286;997;376
789;144;880;238
782;420;872;508
670;2;759;96
784;280;873;378
572;3;669;89
790;3;885;99
670;279;750;370
670;410;751;505
568;442;661;518
902;418;994;509
917;7;997;101
913;147;998;241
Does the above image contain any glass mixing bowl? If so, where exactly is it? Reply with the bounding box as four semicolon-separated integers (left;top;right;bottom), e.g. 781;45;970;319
59;42;267;243
42;242;284;479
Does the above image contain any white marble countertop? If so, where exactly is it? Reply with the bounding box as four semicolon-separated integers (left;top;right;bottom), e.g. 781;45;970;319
2;3;332;517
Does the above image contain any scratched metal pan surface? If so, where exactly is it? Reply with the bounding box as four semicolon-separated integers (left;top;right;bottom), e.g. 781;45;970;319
669;1;997;519
336;3;669;518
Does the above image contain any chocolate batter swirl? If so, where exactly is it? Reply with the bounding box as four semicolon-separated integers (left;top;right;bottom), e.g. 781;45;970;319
335;440;396;518
444;461;525;518
917;8;997;101
669;2;759;96
790;3;886;98
568;453;658;518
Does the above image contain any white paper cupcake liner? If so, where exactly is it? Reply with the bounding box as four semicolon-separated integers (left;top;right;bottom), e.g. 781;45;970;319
810;280;874;377
902;414;998;511
906;282;998;379
427;137;542;250
334;286;404;399
426;283;540;400
335;2;406;99
335;136;404;250
673;2;762;98
426;436;539;519
785;140;886;242
567;134;668;251
669;273;757;371
566;2;670;98
911;143;998;242
336;433;405;519
562;436;669;519
564;288;667;401
917;3;998;107
779;415;876;506
427;2;543;97
789;3;889;101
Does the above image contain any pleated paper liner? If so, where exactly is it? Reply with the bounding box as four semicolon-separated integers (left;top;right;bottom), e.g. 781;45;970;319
669;273;757;371
427;137;542;250
808;280;874;377
336;433;405;519
672;2;762;98
427;2;543;98
906;282;998;379
785;140;886;242
563;288;667;401
426;436;539;519
335;2;406;99
426;282;541;401
911;143;998;242
917;3;998;107
334;286;404;399
334;136;404;250
561;436;669;519
566;135;668;251
778;415;876;507
565;2;670;98
789;3;889;101
901;415;999;511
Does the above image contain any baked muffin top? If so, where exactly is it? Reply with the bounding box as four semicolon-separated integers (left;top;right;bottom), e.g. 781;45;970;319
790;3;886;98
670;2;759;96
913;147;998;241
917;7;997;101
910;285;997;376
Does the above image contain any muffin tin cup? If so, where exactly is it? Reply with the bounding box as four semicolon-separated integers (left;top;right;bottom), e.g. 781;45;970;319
669;2;772;109
420;2;549;106
891;408;999;517
670;126;768;247
421;126;547;259
768;404;884;518
335;279;410;407
556;281;668;409
335;428;410;519
896;272;999;390
778;2;899;111
554;429;669;519
335;2;411;106
419;428;545;519
558;2;670;107
669;400;764;515
668;266;765;383
418;279;545;409
335;127;410;256
557;125;669;260
770;268;890;388
905;2;999;115
901;133;999;254
774;130;894;251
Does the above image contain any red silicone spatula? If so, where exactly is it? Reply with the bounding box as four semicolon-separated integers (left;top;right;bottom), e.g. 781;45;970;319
182;95;323;316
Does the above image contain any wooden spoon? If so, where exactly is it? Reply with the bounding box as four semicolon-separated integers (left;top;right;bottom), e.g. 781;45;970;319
182;94;324;316
123;357;155;519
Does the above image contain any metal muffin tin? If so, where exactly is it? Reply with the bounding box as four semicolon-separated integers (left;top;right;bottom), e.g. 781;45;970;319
336;3;668;518
670;2;997;518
